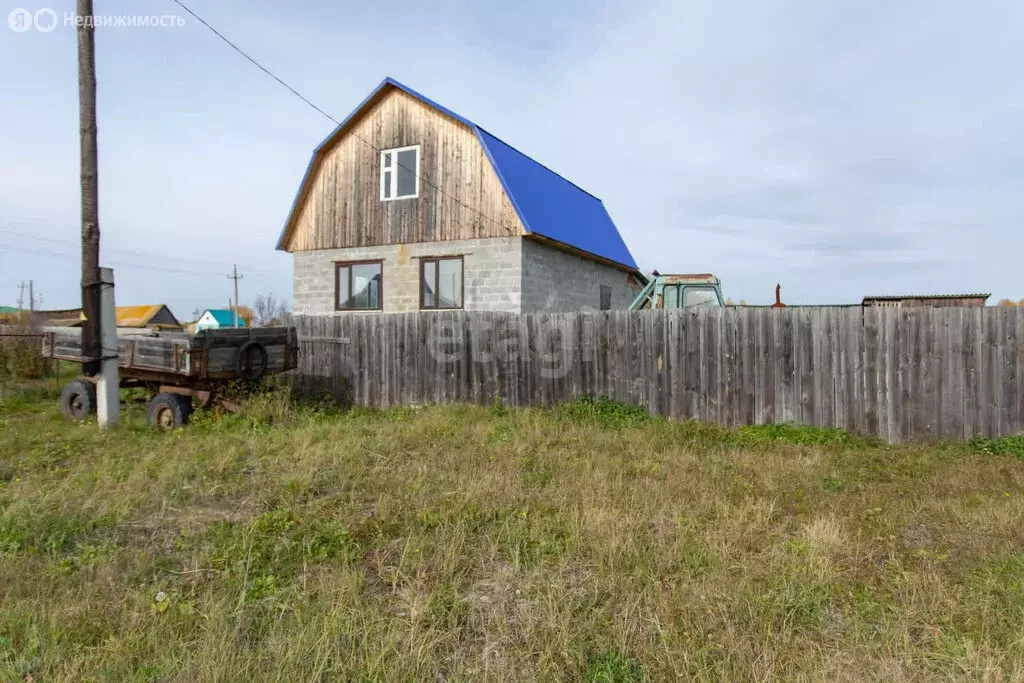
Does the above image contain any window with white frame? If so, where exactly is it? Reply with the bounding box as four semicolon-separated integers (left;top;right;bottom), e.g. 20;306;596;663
380;145;419;200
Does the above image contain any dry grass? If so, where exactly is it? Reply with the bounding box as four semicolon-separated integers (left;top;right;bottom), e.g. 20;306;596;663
2;385;1024;681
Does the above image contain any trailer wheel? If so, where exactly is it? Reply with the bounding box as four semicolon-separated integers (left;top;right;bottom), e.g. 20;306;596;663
59;379;96;421
235;341;268;381
147;392;192;430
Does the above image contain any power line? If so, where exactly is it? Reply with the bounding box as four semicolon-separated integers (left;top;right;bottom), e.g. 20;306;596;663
0;243;277;280
0;226;275;275
171;0;516;237
171;0;338;125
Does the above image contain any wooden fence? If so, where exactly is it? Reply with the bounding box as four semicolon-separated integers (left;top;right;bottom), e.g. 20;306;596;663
294;307;1024;442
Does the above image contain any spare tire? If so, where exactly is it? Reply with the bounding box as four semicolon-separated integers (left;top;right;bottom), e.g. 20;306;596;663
60;378;96;421
235;341;268;381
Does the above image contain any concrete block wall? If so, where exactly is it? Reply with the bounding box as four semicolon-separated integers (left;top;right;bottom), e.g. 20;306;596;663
520;238;641;312
293;236;522;314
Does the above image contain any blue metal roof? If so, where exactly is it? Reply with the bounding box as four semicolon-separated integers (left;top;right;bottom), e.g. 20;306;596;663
277;77;638;271
476;129;637;269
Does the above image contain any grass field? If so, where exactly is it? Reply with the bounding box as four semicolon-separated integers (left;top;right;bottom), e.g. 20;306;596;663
2;382;1024;681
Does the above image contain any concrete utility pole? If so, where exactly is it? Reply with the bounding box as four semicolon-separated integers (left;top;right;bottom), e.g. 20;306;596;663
227;265;243;327
95;267;119;426
17;281;25;315
77;0;101;378
28;280;34;316
77;0;118;426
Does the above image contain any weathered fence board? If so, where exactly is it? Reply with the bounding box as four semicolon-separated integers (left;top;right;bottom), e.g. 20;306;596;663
294;307;1024;443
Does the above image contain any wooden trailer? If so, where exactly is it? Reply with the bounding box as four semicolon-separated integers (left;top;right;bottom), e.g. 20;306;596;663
39;326;298;428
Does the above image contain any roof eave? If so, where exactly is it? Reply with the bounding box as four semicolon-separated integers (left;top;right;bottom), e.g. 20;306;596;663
523;233;643;276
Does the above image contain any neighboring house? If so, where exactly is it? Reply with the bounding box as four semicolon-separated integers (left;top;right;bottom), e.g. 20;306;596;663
195;309;246;332
113;305;181;328
32;305;181;328
277;77;643;314
862;294;990;308
32;308;84;327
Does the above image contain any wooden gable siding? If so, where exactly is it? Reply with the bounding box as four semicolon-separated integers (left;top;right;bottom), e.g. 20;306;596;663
286;88;524;251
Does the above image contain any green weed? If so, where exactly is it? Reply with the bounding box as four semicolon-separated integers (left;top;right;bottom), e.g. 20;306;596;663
732;423;868;447
557;395;650;429
970;435;1024;459
584;650;645;682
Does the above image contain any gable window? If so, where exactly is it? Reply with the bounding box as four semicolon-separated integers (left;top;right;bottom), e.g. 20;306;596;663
335;260;383;310
420;256;463;309
599;285;612;311
380;145;419;201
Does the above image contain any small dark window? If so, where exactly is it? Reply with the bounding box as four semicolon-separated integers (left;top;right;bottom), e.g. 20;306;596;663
600;285;612;311
335;260;383;310
420;256;463;309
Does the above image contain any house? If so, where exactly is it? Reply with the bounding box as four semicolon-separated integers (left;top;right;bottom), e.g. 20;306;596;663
30;305;181;328
194;309;246;332
31;308;84;327
276;77;643;314
862;294;990;308
113;305;181;328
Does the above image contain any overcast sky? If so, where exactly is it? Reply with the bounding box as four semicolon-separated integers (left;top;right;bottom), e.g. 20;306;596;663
1;0;1021;315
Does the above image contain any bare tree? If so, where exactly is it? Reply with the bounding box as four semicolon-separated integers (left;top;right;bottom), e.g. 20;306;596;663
252;293;289;327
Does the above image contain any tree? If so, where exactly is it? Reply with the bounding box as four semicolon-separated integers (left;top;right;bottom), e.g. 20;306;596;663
997;299;1024;307
235;305;254;327
252;293;290;327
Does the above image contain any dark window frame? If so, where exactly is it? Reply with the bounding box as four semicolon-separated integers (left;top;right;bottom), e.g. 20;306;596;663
334;259;384;311
419;255;465;310
599;285;612;311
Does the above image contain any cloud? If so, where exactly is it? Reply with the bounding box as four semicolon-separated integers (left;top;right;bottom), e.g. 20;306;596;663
0;0;1021;311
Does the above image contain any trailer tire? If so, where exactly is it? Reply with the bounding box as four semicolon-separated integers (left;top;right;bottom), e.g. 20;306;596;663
60;379;96;421
147;392;192;430
235;341;268;382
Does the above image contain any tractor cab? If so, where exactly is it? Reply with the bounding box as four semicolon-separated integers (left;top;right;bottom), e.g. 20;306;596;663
628;273;725;310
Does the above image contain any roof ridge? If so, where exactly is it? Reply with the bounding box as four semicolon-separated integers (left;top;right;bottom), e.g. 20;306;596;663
385;77;605;202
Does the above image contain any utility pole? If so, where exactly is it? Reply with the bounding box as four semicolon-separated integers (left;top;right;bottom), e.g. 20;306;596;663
77;0;118;426
227;265;243;328
78;0;101;378
28;280;34;315
17;281;25;314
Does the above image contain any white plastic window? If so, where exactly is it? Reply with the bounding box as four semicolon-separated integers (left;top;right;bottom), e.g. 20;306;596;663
380;145;419;200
